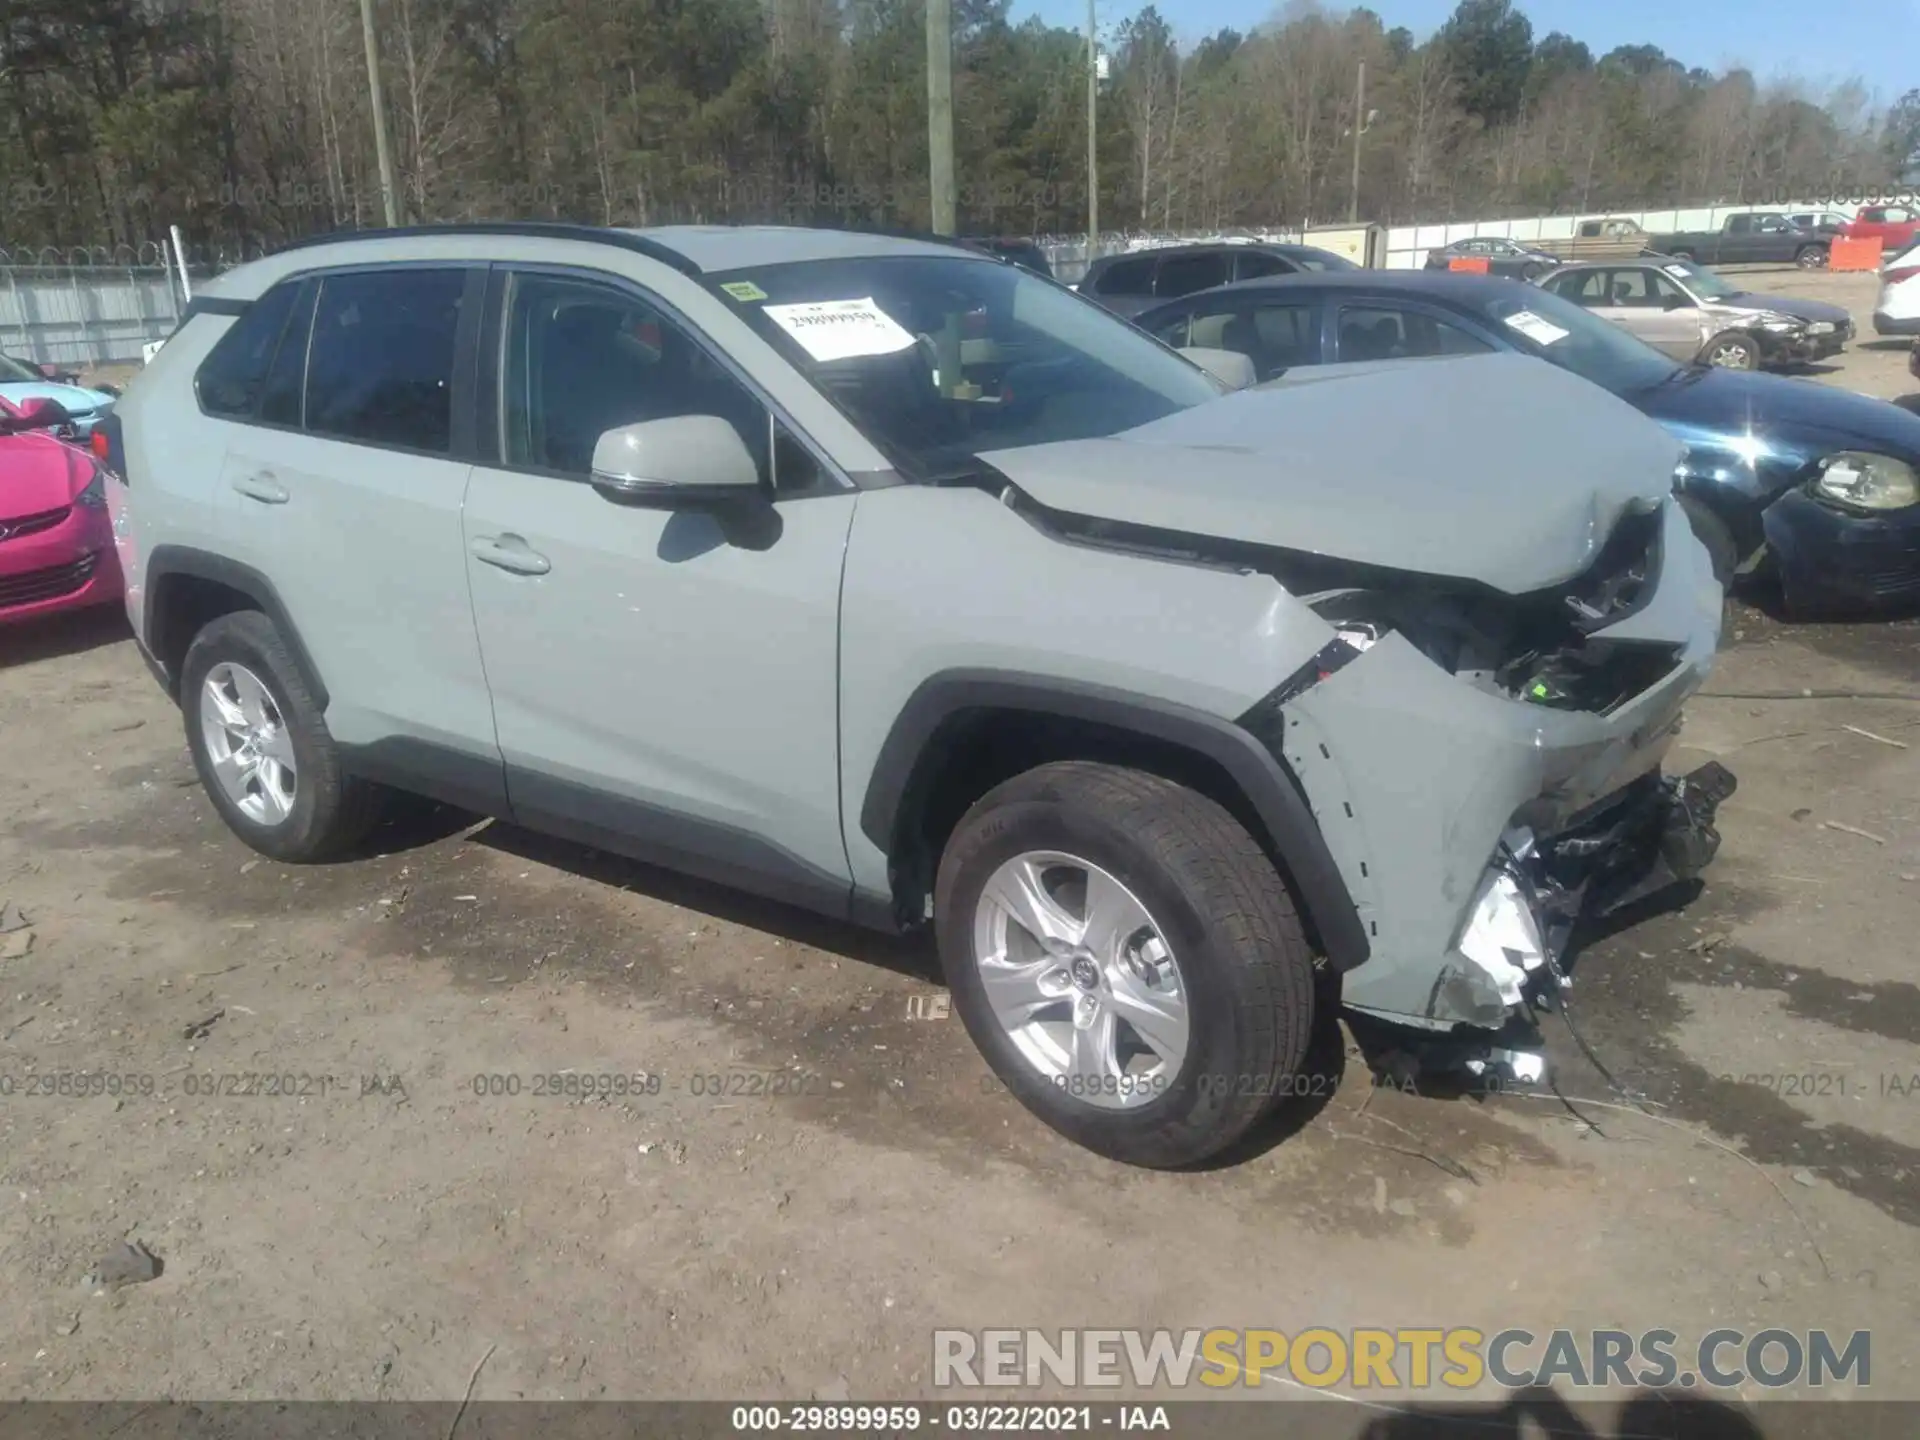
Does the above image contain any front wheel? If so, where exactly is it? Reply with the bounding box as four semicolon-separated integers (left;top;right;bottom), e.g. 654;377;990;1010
1795;245;1827;269
934;761;1316;1168
1701;331;1760;370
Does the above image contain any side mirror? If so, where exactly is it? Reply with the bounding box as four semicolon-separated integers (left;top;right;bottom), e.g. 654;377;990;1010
5;396;73;432
1180;346;1257;392
590;415;763;508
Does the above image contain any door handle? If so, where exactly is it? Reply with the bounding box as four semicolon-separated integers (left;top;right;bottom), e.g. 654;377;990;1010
232;472;289;505
470;534;551;576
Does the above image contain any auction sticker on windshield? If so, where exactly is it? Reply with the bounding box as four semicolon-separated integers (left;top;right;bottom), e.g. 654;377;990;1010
765;297;917;363
1662;265;1693;280
1503;309;1570;345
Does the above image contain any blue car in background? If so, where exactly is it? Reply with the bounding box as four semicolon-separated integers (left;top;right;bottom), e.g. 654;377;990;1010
0;351;116;439
1135;270;1920;617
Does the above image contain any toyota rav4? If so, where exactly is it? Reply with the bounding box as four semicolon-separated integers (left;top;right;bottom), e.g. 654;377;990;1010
104;223;1732;1167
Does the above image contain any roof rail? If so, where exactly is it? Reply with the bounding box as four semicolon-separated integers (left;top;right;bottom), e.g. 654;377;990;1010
265;222;704;277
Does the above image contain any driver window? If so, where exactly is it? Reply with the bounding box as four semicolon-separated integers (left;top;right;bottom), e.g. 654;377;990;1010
501;272;820;494
1649;272;1690;307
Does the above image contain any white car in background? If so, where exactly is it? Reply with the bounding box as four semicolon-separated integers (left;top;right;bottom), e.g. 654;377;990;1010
1873;240;1920;337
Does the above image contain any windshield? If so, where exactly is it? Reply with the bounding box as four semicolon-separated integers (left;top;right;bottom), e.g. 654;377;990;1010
0;354;43;385
1657;258;1739;300
709;254;1221;480
1472;285;1681;394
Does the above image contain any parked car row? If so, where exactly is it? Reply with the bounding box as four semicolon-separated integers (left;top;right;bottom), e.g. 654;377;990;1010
1128;261;1916;618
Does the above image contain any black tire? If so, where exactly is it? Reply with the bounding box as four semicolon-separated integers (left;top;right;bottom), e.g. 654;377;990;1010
180;610;383;862
1667;249;1696;262
1794;245;1826;269
934;761;1315;1168
1701;331;1759;370
1677;497;1739;588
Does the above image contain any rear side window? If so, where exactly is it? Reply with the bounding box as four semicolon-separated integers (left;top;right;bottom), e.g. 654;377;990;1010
1234;251;1296;281
195;283;301;417
1336;304;1491;362
305;269;466;453
1155;252;1230;298
1092;256;1156;296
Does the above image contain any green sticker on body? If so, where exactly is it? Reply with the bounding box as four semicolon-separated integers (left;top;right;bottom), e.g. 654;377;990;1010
721;281;769;302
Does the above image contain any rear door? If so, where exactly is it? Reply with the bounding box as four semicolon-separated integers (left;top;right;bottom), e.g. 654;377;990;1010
1179;297;1323;380
1083;254;1157;316
459;264;855;909
210;264;502;784
1331;301;1492;364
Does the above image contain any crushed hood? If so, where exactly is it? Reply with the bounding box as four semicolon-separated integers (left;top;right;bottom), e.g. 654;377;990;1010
979;352;1681;595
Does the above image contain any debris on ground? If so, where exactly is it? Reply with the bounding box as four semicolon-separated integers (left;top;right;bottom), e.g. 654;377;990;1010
0;930;32;961
54;1315;79;1336
181;1010;224;1041
86;1241;162;1290
1842;724;1909;750
1792;1169;1818;1188
1820;820;1888;845
0;901;29;933
1687;932;1731;954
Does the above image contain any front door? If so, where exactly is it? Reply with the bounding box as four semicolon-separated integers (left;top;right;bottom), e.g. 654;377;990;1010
1590;268;1702;359
461;267;857;914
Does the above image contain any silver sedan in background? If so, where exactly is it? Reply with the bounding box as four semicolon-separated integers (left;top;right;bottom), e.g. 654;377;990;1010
1536;257;1853;371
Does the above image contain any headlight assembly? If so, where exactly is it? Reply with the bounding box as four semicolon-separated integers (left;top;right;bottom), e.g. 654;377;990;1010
1757;313;1805;332
1812;452;1919;512
74;464;108;509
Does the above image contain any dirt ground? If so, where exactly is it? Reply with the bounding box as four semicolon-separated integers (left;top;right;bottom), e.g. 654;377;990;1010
3;269;1919;1419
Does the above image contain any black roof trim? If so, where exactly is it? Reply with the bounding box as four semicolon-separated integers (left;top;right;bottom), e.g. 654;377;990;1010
266;223;704;277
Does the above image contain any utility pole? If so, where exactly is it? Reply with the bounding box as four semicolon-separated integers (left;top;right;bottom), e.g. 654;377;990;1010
1086;0;1099;257
926;0;955;235
1348;59;1365;225
359;0;401;228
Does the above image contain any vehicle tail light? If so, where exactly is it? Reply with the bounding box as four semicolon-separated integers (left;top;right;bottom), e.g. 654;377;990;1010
88;429;110;462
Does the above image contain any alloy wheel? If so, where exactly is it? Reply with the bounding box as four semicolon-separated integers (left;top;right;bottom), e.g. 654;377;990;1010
970;850;1190;1110
199;662;299;825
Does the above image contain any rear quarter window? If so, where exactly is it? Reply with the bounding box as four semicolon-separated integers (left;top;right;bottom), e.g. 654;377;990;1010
1090;256;1156;296
195;283;302;417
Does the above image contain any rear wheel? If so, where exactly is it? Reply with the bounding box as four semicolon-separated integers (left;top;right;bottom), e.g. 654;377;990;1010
181;611;383;862
1702;331;1760;370
1795;245;1827;269
935;761;1316;1168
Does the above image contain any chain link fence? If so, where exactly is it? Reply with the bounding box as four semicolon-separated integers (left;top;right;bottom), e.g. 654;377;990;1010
0;243;208;370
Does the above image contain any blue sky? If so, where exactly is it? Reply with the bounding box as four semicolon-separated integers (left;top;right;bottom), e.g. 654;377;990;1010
1013;0;1919;106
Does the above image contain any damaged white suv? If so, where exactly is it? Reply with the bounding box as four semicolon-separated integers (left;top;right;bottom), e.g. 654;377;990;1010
105;224;1733;1166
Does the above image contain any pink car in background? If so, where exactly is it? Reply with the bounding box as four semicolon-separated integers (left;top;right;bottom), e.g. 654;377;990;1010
0;396;123;625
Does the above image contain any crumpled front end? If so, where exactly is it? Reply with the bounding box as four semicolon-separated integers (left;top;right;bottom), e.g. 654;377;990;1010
1241;496;1731;1033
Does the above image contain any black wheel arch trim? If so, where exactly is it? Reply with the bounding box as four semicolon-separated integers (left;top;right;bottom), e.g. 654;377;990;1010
859;670;1370;971
143;546;330;709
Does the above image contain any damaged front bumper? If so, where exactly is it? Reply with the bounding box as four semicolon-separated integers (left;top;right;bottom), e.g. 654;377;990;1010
1246;497;1731;1036
1431;759;1736;1028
